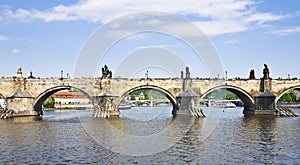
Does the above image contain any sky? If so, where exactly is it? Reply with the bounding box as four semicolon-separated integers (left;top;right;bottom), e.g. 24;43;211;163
0;0;300;79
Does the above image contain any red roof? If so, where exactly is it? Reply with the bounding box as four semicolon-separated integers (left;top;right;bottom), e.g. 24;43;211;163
53;92;89;99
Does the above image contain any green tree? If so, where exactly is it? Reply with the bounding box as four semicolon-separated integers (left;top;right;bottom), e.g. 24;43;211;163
204;89;238;100
225;93;238;100
289;91;297;102
130;95;136;100
278;93;293;103
43;96;55;108
143;91;150;100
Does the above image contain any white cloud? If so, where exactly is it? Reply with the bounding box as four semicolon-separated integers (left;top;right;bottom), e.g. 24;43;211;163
12;49;19;54
246;12;287;25
194;20;248;36
271;26;300;36
0;0;289;36
0;35;9;41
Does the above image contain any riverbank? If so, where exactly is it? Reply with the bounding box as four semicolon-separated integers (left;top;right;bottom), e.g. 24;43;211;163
277;103;300;108
43;107;91;111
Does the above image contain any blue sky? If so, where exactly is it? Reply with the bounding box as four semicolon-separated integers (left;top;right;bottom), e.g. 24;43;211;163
0;0;300;79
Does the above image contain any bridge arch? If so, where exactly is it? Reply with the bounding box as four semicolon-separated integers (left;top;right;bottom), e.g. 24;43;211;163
275;85;300;103
200;85;255;110
33;85;93;112
118;85;177;110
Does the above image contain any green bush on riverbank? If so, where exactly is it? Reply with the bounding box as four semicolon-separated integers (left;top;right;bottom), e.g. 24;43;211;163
278;91;300;103
43;107;90;111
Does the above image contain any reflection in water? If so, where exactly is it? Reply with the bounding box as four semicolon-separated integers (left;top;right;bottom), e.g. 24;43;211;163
0;107;299;164
81;107;196;156
240;115;277;164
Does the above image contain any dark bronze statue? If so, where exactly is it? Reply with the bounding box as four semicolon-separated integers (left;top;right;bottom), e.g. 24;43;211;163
263;64;270;79
101;65;112;78
249;69;255;79
185;66;190;79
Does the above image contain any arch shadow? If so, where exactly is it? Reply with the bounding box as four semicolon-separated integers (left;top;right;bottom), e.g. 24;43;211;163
33;85;93;112
118;85;177;112
199;85;255;111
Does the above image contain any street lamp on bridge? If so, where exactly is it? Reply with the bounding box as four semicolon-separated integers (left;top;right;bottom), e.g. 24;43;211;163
60;70;63;80
145;70;149;79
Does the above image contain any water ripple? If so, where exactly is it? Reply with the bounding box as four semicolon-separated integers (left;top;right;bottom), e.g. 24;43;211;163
0;108;299;164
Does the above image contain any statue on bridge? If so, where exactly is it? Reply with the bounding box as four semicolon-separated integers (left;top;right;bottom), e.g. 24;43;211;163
263;64;270;79
101;65;112;79
16;67;22;78
249;69;255;79
185;67;190;79
180;66;191;79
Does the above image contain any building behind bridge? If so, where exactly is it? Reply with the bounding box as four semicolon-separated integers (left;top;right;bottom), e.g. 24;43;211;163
52;90;92;109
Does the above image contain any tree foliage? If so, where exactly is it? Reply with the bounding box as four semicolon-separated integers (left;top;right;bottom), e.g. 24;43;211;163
129;89;165;100
43;96;55;108
289;91;297;102
279;93;293;103
278;91;299;103
204;89;238;100
225;93;238;100
130;95;136;100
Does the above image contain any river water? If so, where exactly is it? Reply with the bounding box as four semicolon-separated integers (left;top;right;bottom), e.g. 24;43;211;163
0;107;299;164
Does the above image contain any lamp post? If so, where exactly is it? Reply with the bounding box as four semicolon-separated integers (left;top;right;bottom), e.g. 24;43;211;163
145;70;149;79
225;71;228;80
60;70;63;80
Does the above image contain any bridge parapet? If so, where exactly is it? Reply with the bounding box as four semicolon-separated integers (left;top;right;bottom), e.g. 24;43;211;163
191;79;261;97
271;79;300;97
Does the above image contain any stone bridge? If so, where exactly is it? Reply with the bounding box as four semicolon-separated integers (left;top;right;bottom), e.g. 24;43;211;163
1;69;300;118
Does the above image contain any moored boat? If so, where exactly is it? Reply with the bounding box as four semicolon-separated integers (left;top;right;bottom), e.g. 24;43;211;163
119;104;132;110
225;102;236;108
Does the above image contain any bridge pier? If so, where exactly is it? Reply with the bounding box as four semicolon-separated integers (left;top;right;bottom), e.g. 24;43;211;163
244;93;276;115
253;93;276;115
176;90;205;117
244;77;277;115
6;88;40;117
93;95;119;118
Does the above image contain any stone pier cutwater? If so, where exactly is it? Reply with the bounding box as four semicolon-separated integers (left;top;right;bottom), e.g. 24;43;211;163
0;110;14;119
176;90;205;117
0;108;14;119
175;68;205;117
93;95;117;118
276;106;299;117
